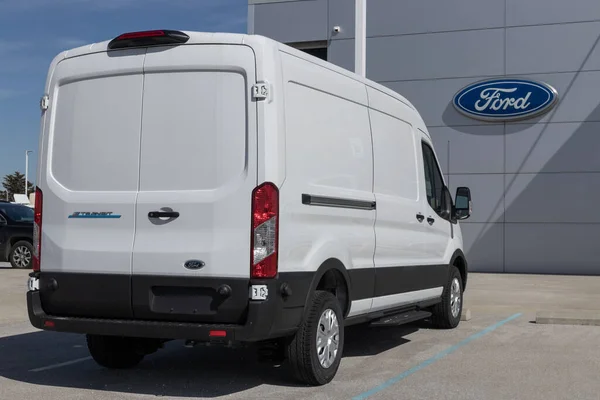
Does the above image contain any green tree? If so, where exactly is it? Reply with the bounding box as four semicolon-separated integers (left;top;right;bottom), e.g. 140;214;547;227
2;171;33;202
0;190;7;201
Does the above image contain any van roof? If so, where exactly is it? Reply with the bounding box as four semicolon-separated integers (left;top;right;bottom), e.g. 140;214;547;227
55;30;423;129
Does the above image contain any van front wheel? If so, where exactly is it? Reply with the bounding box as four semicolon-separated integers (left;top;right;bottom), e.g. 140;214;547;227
431;265;463;329
86;335;145;369
286;290;344;386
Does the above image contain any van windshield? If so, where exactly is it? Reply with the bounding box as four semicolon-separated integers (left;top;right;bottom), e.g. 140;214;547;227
1;205;34;222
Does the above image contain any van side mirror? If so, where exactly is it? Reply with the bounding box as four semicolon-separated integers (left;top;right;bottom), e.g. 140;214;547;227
454;187;472;220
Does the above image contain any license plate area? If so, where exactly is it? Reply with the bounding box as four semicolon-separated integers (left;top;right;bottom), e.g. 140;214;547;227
250;285;268;301
132;276;249;324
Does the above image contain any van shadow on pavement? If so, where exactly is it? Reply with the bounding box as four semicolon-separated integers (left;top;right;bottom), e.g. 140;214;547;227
0;323;420;397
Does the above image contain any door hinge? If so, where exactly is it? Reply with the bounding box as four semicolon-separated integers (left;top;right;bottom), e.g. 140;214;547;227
40;95;50;112
252;82;269;101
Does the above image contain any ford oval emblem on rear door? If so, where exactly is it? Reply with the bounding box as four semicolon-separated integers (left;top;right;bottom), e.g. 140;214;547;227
184;260;205;270
453;78;558;122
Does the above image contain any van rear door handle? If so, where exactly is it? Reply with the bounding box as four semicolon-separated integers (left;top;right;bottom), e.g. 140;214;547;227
427;217;435;225
148;211;179;219
416;213;425;223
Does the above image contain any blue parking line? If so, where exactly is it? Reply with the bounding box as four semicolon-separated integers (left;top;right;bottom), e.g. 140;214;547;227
352;313;523;400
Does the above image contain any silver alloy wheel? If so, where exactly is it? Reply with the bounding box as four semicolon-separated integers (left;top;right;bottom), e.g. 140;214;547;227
450;277;462;318
12;245;32;268
316;308;340;369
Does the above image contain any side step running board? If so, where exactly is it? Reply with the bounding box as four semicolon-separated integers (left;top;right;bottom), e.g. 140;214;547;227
370;310;432;327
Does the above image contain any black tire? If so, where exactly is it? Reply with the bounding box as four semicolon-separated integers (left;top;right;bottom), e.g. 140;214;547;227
9;241;33;269
286;290;344;386
86;335;145;369
431;265;463;329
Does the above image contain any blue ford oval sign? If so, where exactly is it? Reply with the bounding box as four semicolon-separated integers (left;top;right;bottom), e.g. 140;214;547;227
453;78;558;121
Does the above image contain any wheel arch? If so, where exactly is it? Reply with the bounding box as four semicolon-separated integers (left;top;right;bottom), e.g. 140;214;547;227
450;249;468;291
10;237;32;248
303;258;352;318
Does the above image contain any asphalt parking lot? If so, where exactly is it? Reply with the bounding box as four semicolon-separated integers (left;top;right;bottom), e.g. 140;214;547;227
2;263;600;399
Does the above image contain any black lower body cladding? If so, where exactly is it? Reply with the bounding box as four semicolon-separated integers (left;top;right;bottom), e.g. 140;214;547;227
39;273;133;319
39;272;258;323
30;271;310;342
38;272;312;322
29;263;455;342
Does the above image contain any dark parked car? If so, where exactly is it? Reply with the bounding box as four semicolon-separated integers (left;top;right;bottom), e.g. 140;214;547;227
0;201;34;268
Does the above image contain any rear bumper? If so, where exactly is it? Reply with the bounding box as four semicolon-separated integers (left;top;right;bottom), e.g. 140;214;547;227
27;275;309;342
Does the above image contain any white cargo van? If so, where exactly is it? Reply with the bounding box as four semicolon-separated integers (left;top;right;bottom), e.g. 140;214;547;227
27;30;472;385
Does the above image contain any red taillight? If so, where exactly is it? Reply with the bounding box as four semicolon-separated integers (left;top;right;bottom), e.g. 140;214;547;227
33;187;42;272
251;183;279;279
209;330;227;338
44;320;54;328
116;30;166;40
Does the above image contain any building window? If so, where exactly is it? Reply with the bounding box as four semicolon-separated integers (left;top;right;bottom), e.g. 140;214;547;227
301;47;327;61
287;41;328;61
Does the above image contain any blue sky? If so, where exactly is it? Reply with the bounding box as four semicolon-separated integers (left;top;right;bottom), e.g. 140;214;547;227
0;0;247;189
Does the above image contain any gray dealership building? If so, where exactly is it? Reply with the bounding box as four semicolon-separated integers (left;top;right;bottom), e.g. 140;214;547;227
248;0;600;275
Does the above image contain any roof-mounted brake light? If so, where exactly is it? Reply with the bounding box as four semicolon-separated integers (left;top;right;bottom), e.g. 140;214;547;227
116;30;166;40
108;30;190;50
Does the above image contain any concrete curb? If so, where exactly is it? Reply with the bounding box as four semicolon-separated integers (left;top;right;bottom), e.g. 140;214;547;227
536;310;600;326
461;308;471;321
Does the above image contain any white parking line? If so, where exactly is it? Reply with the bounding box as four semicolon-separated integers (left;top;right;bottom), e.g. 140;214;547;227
29;356;92;372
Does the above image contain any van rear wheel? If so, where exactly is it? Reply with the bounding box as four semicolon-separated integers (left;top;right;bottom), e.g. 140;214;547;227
86;335;145;369
286;290;344;386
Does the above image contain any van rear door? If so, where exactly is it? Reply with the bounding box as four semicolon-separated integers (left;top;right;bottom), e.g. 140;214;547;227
39;49;145;318
131;45;258;324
